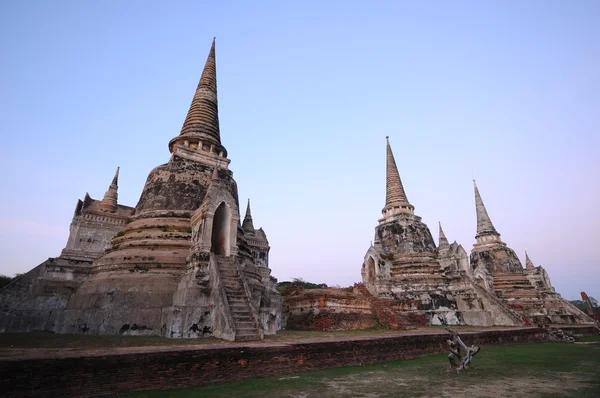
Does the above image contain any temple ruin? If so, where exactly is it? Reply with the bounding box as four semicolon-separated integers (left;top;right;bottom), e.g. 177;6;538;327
0;39;283;341
360;137;592;327
0;39;593;337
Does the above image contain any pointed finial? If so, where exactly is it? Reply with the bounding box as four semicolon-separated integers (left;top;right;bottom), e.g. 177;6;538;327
438;221;449;250
525;251;535;269
242;198;255;232
112;167;120;186
169;38;223;155
384;137;413;209
473;180;498;236
245;199;252;218
100;167;119;212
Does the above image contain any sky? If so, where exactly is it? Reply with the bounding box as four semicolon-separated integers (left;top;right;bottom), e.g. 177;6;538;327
0;1;598;300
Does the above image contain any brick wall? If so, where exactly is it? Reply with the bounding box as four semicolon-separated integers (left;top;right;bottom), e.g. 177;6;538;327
1;326;596;397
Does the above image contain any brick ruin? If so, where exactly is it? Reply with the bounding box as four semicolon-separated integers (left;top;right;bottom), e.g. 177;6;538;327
0;39;594;338
358;137;592;327
469;183;587;324
0;39;283;341
288;139;592;331
0;168;135;333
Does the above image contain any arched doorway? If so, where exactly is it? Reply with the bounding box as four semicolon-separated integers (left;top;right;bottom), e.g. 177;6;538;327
211;202;231;256
366;257;376;285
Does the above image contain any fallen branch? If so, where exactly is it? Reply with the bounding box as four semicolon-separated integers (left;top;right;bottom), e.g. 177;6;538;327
446;328;481;372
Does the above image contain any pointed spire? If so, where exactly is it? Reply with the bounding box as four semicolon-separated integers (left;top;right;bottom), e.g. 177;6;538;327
473;180;498;237
111;166;120;186
242;198;255;232
525;251;535;269
169;38;226;156
382;137;414;217
100;167;119;212
245;199;252;218
438;222;449;250
385;137;410;206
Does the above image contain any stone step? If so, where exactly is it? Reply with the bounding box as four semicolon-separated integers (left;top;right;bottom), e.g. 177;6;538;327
228;298;247;303
236;327;260;335
232;315;252;322
235;334;261;342
224;282;242;288
221;269;239;275
234;321;256;329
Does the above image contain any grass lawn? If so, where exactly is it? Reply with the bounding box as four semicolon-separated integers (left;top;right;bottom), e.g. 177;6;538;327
126;337;600;398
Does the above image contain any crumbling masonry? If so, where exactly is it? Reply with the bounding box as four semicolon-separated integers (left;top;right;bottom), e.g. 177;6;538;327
0;39;283;341
360;137;593;327
0;40;593;336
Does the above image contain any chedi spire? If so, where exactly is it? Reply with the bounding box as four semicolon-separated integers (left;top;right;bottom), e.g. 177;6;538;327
438;222;450;251
474;180;498;236
525;251;535;269
242;199;255;232
100;167;119;212
382;137;414;217
472;180;506;247
169;38;227;157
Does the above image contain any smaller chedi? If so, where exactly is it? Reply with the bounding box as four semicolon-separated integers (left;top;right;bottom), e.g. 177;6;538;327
360;137;592;327
0;169;135;333
469;183;583;324
0;38;283;341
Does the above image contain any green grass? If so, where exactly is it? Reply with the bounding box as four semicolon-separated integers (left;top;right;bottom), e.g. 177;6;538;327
125;340;600;398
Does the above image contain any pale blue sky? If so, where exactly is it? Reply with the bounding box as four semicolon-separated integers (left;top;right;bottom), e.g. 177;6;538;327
1;1;598;300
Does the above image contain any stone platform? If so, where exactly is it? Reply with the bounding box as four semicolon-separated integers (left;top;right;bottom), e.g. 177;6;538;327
1;326;596;397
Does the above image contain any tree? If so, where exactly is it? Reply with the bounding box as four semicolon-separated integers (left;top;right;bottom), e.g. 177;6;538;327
0;275;13;289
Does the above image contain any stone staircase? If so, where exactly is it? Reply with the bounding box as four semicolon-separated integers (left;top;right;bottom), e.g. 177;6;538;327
472;281;526;325
216;256;262;342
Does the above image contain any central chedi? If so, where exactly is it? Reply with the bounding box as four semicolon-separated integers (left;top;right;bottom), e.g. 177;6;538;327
63;39;283;341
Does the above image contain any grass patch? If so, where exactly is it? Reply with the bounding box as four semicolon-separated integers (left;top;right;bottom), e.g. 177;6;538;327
126;341;600;397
